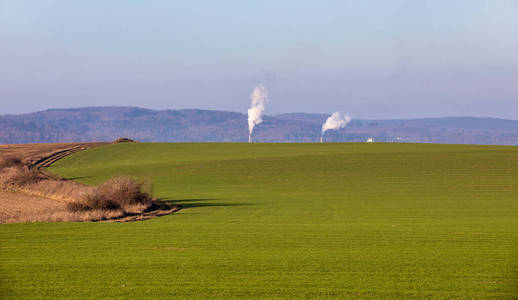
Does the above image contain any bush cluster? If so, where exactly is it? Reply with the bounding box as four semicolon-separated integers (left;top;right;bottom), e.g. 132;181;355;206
0;155;22;170
67;176;152;212
4;167;43;186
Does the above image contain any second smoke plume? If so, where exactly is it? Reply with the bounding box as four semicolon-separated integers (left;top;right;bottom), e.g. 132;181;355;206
321;112;351;142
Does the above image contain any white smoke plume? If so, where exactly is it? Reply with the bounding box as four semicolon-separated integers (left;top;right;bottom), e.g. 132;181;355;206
247;85;269;142
322;112;351;135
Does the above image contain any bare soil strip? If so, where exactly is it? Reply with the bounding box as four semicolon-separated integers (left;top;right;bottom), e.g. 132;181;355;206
0;187;67;223
0;143;107;167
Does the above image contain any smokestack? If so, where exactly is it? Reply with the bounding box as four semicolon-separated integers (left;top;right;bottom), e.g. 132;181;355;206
247;85;269;143
321;112;351;142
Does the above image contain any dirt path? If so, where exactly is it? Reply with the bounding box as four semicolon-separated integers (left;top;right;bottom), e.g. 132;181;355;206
0;142;106;167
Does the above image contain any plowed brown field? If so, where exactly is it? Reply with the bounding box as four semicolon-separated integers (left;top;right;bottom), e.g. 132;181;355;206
0;143;106;223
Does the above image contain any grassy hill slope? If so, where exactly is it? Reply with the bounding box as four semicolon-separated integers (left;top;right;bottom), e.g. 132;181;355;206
1;143;517;298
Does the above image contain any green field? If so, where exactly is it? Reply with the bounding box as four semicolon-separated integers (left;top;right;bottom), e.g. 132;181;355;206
1;143;517;298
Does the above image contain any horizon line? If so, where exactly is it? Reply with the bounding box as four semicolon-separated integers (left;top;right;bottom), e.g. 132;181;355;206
1;105;517;122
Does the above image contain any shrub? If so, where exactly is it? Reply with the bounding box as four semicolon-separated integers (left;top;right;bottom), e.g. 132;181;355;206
67;200;100;212
67;176;152;212
0;156;22;170
113;138;136;143
2;165;44;186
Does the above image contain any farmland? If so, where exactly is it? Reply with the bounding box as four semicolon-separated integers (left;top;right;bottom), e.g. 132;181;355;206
1;143;517;298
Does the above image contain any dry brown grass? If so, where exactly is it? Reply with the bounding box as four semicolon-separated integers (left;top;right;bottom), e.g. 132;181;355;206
1;165;45;186
0;175;157;223
1;207;125;223
0;155;22;170
0;187;67;223
0;173;154;223
0;142;176;224
23;179;89;201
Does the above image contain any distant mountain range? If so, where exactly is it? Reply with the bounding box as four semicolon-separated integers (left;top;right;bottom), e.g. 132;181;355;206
1;107;518;145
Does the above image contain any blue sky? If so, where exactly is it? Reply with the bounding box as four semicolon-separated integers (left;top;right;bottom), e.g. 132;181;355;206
1;0;517;119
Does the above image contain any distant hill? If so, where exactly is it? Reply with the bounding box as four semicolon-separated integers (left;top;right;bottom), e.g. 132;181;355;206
1;107;518;145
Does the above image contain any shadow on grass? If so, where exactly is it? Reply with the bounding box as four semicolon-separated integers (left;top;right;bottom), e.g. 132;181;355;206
64;176;93;180
161;198;249;209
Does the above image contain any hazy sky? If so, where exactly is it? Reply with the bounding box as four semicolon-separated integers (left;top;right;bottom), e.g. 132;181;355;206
1;0;517;119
